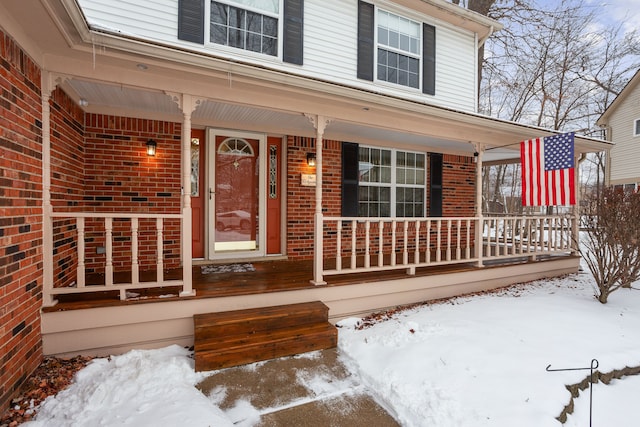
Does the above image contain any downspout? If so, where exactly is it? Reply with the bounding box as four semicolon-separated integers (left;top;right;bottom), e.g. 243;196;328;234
475;26;494;112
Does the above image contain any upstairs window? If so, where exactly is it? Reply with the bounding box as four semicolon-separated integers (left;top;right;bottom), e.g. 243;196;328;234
635;118;640;136
178;0;303;64
210;1;279;56
357;1;435;95
377;10;420;89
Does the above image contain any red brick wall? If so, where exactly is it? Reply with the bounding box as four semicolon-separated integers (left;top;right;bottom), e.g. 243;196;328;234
442;154;476;217
50;87;85;287
83;116;182;271
286;136;342;259
0;28;44;411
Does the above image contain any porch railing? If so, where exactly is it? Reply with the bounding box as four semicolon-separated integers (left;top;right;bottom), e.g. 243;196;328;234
45;212;186;305
319;214;574;278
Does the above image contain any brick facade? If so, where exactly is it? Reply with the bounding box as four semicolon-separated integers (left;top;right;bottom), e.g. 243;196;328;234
83;116;182;272
0;28;44;411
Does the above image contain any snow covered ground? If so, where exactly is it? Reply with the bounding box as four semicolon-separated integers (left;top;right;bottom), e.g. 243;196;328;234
23;268;640;426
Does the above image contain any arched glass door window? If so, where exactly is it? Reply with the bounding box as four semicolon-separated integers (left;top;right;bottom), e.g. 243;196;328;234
218;138;255;156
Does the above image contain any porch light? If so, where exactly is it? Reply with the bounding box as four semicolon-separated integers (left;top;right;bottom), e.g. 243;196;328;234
306;152;316;167
146;139;157;156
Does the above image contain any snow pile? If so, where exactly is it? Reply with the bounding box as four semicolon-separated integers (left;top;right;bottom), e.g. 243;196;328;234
21;271;640;426
23;345;232;427
338;273;640;427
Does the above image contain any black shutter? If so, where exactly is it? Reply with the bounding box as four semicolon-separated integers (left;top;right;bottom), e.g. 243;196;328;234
178;0;205;44
357;1;375;81
429;153;442;217
422;23;436;95
283;0;304;65
342;142;360;217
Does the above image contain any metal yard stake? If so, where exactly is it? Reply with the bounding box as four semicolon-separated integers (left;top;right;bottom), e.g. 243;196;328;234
546;359;599;427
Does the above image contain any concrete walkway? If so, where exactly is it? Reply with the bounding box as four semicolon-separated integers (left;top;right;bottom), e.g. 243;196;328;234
197;348;400;426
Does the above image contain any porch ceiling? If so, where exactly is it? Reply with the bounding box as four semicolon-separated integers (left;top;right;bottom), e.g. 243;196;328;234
62;77;534;162
63;77;476;156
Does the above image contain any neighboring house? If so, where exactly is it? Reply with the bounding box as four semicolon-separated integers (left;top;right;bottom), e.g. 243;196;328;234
0;0;611;408
597;69;640;191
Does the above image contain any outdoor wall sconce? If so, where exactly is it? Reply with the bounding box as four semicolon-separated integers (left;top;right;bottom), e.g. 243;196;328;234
146;139;157;156
306;152;316;167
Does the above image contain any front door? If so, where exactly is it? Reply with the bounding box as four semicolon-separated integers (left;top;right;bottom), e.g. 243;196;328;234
208;129;266;258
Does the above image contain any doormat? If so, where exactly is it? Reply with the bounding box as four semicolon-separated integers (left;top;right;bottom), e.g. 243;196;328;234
201;263;256;274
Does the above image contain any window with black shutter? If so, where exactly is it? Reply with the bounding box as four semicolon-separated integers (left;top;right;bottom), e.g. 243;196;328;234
342;143;427;217
358;3;436;94
178;0;304;62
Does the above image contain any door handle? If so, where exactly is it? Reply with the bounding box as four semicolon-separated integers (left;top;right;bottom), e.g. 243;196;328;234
209;188;215;200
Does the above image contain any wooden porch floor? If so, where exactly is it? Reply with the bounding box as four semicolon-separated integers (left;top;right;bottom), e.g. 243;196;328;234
43;257;496;312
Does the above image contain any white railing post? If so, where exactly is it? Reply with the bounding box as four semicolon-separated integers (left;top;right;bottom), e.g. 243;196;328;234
378;220;384;267
446;219;452;261
156;218;164;284
426;219;431;263
456;219;461;260
105;217;113;287
436;219;442;262
76;217;85;288
76;218;86;288
336;220;342;271
131;218;139;285
351;219;357;269
402;220;409;266
414;220;421;266
464;219;470;259
364;220;371;269
391;220;397;266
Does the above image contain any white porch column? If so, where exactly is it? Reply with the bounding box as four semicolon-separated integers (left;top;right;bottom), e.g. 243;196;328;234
306;114;331;285
574;154;586;255
170;93;199;297
474;144;485;267
41;73;57;307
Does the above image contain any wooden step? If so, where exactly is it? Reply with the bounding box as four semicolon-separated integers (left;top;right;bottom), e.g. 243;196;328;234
193;301;337;372
194;301;329;341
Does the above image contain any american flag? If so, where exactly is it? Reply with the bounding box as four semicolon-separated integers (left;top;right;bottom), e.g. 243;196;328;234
520;132;576;206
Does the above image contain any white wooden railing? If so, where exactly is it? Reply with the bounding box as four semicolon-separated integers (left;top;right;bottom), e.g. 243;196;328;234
44;212;186;305
319;215;574;279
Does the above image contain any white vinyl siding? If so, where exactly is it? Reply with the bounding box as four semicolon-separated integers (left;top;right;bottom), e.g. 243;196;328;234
608;86;640;184
77;0;478;112
78;0;179;41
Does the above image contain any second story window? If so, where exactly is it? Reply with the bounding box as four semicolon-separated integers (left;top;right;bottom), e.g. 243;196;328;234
377;10;420;89
634;118;640;136
210;1;279;56
357;1;435;95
